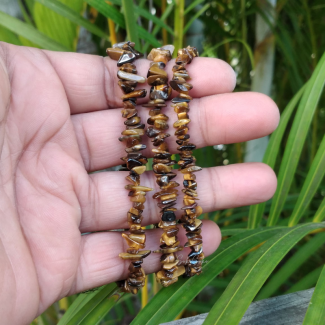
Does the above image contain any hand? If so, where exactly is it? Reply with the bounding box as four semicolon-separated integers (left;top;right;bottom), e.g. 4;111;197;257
0;42;279;324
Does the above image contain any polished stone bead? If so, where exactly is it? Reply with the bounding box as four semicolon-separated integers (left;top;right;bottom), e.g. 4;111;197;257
174;71;190;80
125;144;146;153
121;108;137;119
160;44;175;56
119;63;137;74
173;119;191;128
124;116;141;126
126;158;142;170
161;211;176;221
117;52;136;66
177;112;189;120
122;129;145;136
148;63;168;77
118;70;146;83
142;100;167;108
106;47;124;60
113;41;135;49
123;100;136;108
153;152;172;159
119;250;151;260
153;246;183;254
146;127;161;138
177;143;196;151
149;108;162;116
179;93;193;100
170;80;191;92
132;166;146;175
153;163;172;174
172;64;186;72
150;85;171;100
180;166;202;173
118;79;137;94
171;97;191;104
155;120;169;130
125;185;153;192
147;48;172;64
126;123;145;130
174;126;189;136
160;193;177;201
147;74;168;85
122;89;147;100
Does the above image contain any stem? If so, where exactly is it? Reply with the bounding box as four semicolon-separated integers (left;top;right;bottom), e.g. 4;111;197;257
141;276;148;308
173;0;184;57
107;2;117;45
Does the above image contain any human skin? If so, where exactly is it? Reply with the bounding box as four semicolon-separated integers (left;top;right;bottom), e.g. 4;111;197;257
0;42;279;324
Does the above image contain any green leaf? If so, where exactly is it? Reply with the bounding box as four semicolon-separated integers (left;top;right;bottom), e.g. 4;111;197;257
313;197;325;222
137;26;161;48
33;0;83;51
203;223;325;325
256;232;325;299
184;0;205;15
201;38;255;70
131;227;286;325
85;0;126;28
121;0;139;50
134;6;174;36
303;265;325;324
183;3;210;34
57;284;122;325
0;26;22;45
34;0;109;40
248;85;306;229
288;134;325;226
0;11;69;51
286;265;323;294
268;51;325;226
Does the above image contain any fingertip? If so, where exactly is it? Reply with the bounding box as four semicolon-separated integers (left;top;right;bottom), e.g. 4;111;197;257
201;219;222;256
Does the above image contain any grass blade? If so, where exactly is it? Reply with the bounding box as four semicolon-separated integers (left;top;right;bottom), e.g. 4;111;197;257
248;85;306;228
0;10;69;51
130;227;287;325
313;197;325;222
256;232;325;299
268;52;325;226
183;3;210;34
34;0;109;40
121;0;139;50
288;134;325;226
173;0;184;56
285;265;323;294
85;0;125;28
303;265;325;324
203;223;325;325
57;284;122;325
184;0;205;15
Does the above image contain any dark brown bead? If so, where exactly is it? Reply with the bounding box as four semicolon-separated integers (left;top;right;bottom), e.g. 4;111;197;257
124;116;141;126
175;126;189;135
121;108;137;118
147;74;168;86
149;108;162;116
178;143;196;151
148;62;168;77
122;89;147;100
106;47;124;60
153;163;172;174
119;63;137;74
127;158;142;170
170;80;191;92
126;124;146;130
117;52;136;66
123;100;136;109
118;80;137;94
150;85;171;101
125;144;147;153
154;120;169;130
146;127;161;138
158;201;177;209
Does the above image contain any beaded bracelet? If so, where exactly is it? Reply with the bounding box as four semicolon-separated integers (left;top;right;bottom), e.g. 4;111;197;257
143;45;185;287
170;46;204;277
106;41;152;294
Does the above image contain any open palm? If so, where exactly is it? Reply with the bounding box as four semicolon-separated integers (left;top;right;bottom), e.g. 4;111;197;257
0;42;279;324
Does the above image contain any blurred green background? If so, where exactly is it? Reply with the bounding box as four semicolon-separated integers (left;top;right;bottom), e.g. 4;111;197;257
1;0;325;324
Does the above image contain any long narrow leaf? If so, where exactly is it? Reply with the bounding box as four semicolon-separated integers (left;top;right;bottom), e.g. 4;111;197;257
34;0;109;40
57;284;122;325
256;232;325;299
0;11;69;51
313;197;325;222
303;265;325;324
183;4;210;34
131;227;286;325
288;134;325;226
268;52;325;226
121;0;139;50
248;85;306;228
203;223;325;325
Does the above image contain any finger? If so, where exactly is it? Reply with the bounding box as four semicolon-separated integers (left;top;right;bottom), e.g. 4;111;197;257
72;92;279;171
77;163;277;232
70;220;220;294
43;50;236;114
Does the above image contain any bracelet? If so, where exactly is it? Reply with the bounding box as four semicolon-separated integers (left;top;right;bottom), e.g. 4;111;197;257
170;46;204;277
106;41;152;294
143;45;185;287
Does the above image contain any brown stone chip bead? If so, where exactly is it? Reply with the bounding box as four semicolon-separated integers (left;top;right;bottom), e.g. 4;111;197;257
170;46;205;278
143;45;185;287
106;41;152;294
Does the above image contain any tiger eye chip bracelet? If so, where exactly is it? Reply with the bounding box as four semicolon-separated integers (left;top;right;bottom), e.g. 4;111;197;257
143;45;185;287
106;41;152;294
170;46;205;277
